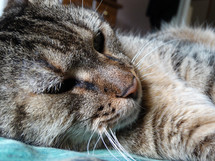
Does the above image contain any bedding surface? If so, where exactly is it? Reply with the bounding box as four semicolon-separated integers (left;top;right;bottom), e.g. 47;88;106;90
0;137;166;161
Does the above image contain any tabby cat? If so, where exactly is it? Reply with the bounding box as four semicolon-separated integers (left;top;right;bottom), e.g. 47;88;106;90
1;0;215;160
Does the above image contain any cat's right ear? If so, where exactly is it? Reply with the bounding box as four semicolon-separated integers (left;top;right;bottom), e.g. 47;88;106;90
0;0;28;17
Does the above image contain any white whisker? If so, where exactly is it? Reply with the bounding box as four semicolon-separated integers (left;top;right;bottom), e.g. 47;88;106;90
81;0;84;18
131;39;156;63
131;32;176;63
100;133;120;161
135;101;145;110
135;39;180;68
104;129;131;161
136;40;182;80
109;129;136;161
93;135;101;155
87;130;96;155
136;62;157;71
140;72;155;80
95;0;103;12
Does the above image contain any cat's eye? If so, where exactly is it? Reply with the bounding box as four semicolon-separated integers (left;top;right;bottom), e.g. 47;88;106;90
93;30;105;53
44;78;97;94
44;78;77;94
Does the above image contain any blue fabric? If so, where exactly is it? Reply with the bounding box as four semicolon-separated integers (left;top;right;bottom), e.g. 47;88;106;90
0;137;165;161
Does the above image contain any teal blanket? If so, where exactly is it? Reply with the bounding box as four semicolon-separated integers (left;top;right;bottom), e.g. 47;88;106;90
0;137;164;161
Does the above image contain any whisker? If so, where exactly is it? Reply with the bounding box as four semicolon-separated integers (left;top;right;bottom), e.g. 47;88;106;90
140;72;155;80
136;40;182;80
87;129;96;155
135;101;145;110
93;135;101;155
131;39;157;64
57;114;98;148
100;132;120;161
81;0;84;18
76;114;98;125
131;32;177;63
136;62;157;71
95;0;103;12
109;129;136;161
104;129;131;161
135;39;180;68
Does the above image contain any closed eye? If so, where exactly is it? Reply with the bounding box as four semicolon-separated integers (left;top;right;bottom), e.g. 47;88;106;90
44;79;97;94
44;78;77;94
93;30;105;53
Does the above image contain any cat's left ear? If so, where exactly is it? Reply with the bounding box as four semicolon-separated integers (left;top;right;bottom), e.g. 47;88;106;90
29;0;62;6
0;0;28;17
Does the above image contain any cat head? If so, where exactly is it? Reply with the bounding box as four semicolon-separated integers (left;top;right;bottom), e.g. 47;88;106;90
0;0;142;149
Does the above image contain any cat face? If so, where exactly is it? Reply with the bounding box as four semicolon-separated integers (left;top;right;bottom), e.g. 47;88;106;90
0;0;142;148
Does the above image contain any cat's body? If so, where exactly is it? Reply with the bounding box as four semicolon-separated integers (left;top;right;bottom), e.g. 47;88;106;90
0;0;142;152
117;27;215;160
1;0;215;160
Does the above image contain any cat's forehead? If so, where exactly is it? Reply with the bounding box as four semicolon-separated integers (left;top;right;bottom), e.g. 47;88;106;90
0;0;108;33
66;5;102;32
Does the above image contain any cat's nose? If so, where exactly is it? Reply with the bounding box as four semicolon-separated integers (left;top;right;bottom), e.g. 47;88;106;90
116;77;138;99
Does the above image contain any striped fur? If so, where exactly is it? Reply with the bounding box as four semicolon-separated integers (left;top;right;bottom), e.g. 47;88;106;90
0;0;142;151
1;0;215;160
117;27;215;160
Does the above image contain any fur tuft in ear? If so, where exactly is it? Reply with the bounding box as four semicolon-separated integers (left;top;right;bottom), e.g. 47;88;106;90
0;0;28;17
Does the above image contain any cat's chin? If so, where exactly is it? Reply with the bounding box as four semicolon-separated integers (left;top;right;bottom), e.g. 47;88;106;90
106;77;142;132
94;101;140;134
114;105;140;131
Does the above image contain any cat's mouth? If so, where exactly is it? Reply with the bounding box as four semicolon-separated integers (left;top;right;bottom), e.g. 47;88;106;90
93;74;142;133
94;100;140;134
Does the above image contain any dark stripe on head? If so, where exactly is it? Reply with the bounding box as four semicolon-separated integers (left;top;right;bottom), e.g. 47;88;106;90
74;80;98;92
1;12;85;53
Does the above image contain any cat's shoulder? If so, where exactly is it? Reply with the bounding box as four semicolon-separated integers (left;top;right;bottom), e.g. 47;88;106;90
161;26;215;50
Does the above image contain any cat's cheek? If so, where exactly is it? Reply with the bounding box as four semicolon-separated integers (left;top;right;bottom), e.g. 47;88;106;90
91;98;140;133
112;99;140;130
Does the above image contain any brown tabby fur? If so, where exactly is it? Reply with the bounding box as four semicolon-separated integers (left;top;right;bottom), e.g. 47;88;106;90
1;0;215;160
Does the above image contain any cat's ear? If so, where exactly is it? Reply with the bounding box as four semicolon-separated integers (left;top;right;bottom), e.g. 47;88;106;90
44;0;63;6
0;0;28;17
29;0;62;6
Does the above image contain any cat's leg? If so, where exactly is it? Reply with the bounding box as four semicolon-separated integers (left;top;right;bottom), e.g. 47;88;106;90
148;84;215;160
118;78;215;161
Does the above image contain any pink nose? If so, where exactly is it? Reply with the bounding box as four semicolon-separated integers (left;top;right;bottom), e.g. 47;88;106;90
116;77;138;99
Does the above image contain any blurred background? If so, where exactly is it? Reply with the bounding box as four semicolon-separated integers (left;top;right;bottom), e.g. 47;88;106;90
63;0;215;35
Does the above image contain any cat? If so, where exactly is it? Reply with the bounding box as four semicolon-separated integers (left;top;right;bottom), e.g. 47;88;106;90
117;27;215;160
0;0;142;153
1;0;215;160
